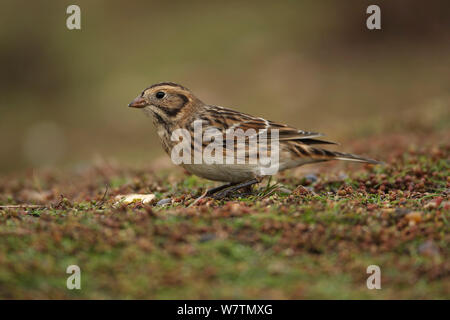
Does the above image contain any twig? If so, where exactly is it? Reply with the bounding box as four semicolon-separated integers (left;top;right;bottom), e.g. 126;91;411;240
96;184;109;208
0;205;46;209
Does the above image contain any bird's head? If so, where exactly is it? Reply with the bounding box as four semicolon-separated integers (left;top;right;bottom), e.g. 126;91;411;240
128;82;199;123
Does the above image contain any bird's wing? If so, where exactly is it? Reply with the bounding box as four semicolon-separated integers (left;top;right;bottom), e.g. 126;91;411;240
206;105;337;145
191;105;380;165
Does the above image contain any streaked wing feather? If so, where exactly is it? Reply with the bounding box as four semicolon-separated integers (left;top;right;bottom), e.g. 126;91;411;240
206;106;336;145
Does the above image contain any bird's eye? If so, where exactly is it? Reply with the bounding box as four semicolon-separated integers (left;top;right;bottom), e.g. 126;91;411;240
155;91;165;99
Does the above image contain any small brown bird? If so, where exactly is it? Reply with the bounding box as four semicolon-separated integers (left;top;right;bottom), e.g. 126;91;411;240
128;82;380;199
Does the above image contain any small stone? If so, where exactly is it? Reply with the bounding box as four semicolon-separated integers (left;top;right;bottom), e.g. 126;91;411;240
156;198;172;206
199;233;216;242
305;174;318;183
115;193;156;205
277;187;292;194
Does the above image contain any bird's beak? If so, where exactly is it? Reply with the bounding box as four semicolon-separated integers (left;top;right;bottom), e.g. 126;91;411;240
128;96;148;108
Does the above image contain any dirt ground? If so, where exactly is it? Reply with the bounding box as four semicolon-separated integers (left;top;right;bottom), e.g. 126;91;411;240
0;129;448;299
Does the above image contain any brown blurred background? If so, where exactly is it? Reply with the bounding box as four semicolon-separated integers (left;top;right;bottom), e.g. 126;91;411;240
0;0;449;173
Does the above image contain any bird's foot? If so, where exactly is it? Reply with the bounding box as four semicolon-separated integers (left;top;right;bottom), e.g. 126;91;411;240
212;178;260;200
189;182;235;206
189;179;260;205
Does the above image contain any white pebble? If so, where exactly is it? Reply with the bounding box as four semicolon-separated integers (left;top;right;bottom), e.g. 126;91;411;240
115;194;156;205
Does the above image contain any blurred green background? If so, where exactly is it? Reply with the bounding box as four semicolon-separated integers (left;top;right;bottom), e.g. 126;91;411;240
0;0;449;173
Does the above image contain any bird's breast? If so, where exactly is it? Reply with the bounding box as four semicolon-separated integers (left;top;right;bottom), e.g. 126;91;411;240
182;163;259;183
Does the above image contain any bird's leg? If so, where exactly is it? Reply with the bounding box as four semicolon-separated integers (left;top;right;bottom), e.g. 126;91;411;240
212;178;260;200
204;182;237;197
189;182;237;206
190;178;262;205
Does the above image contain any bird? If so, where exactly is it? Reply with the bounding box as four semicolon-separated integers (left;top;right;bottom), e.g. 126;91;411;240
128;82;381;200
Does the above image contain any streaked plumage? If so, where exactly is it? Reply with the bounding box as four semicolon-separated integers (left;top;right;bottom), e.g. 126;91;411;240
128;82;380;187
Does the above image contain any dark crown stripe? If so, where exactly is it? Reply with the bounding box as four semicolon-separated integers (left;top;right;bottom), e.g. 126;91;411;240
146;82;189;91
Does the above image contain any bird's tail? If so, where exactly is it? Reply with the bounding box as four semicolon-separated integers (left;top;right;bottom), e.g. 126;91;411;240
309;147;382;165
332;151;382;164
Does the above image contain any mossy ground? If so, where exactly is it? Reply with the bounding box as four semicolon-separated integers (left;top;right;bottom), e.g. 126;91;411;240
0;132;448;299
